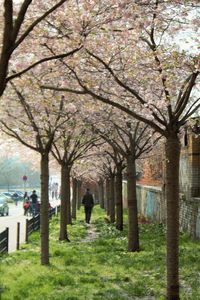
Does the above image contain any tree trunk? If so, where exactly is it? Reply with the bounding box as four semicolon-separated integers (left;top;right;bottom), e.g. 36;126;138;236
109;175;115;223
77;180;82;209
105;178;110;216
94;185;98;204
40;152;50;265
127;155;139;251
72;178;77;219
59;165;70;241
115;170;123;231
165;135;181;300
65;167;72;225
0;42;12;97
99;179;105;209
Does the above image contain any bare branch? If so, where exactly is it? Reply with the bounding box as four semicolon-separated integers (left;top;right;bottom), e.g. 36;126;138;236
175;71;199;120
174;73;193;114
7;46;82;82
13;0;68;49
0;120;38;152
86;49;146;105
12;0;32;41
41;82;166;136
180;101;200;125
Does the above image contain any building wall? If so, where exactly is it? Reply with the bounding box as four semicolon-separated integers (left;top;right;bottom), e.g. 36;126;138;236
179;149;191;199
136;184;166;223
135;184;200;239
180;134;200;199
122;132;200;238
137;133;200;199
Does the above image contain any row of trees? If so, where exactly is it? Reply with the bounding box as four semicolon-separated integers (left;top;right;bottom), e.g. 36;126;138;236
0;81;100;263
40;2;199;299
0;1;199;299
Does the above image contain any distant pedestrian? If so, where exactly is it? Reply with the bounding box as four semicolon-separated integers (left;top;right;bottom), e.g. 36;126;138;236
55;183;59;199
30;190;38;216
23;192;28;200
23;200;30;216
23;192;30;216
51;182;59;199
82;188;94;224
12;192;19;205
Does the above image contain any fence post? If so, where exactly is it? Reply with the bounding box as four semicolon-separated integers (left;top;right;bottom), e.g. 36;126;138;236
25;219;28;243
17;222;20;250
56;205;60;215
6;227;9;253
33;216;35;231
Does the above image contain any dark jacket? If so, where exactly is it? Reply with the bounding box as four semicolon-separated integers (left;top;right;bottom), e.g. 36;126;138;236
30;193;38;204
82;192;94;208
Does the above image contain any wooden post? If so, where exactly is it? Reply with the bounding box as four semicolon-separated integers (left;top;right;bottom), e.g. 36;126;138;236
17;222;20;250
25;219;29;243
6;227;9;253
34;215;37;229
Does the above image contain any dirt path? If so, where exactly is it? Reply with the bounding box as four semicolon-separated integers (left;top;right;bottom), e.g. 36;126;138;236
81;223;99;243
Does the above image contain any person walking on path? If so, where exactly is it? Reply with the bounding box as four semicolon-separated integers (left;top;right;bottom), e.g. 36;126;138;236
23;192;30;216
82;188;94;224
30;190;38;216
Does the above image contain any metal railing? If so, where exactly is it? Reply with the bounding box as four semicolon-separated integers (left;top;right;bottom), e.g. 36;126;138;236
25;207;57;242
0;205;60;253
0;228;9;254
25;214;40;242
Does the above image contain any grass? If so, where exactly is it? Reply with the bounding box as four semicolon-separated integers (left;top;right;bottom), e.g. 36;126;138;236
0;206;200;300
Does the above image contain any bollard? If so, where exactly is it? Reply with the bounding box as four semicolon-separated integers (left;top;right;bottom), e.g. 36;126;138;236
17;222;20;250
25;219;28;243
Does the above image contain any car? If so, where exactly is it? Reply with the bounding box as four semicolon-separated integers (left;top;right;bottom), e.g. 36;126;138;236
10;191;24;197
1;192;13;198
0;196;9;216
9;191;24;200
0;192;13;202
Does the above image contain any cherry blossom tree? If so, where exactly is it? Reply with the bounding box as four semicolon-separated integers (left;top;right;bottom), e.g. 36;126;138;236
51;111;98;240
41;1;199;298
93;110;159;248
0;0;86;97
105;148;125;230
0;81;74;265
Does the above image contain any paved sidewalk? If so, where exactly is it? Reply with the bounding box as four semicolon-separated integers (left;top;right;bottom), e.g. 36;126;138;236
0;199;60;253
0;215;28;253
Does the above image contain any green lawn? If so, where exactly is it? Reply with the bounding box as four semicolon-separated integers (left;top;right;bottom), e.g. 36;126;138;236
0;206;200;300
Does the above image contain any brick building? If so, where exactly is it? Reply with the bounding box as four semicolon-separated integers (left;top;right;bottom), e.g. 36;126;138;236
136;127;200;239
180;131;200;199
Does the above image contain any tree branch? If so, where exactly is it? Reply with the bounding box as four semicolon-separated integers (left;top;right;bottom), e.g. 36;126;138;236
7;46;82;82
13;0;68;49
0;120;38;152
86;49;146;105
12;0;32;41
41;83;166;136
175;71;199;120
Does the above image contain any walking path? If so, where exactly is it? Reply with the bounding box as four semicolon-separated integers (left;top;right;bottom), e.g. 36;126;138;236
0;214;28;253
0;199;60;253
81;223;99;243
